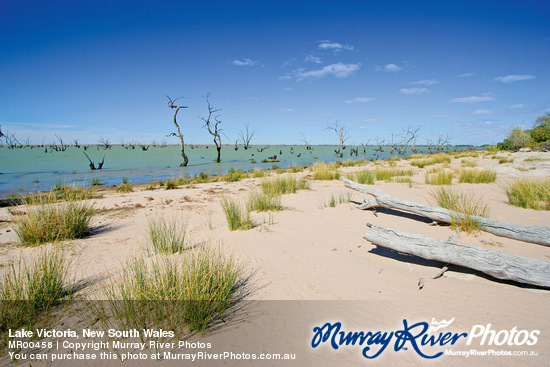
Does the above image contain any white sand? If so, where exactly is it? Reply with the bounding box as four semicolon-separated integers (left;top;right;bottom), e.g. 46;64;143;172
1;151;549;366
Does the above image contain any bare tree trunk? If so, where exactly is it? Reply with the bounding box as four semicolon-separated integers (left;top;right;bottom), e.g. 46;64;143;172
166;96;189;167
342;178;550;246
363;224;550;288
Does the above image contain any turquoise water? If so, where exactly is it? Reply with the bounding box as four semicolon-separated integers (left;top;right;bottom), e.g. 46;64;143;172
0;144;471;196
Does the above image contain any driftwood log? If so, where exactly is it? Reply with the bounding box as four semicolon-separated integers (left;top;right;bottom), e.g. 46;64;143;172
342;178;550;247
364;224;550;288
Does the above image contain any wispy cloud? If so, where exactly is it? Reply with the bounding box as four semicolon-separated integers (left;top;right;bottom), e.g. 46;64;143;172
412;79;439;85
276;108;293;112
318;40;354;52
295;63;361;81
232;58;257;66
305;55;322;64
383;63;403;73
509;104;526;109
400;88;430;94
459;72;474;77
344;97;376;104
277;75;292;80
449;95;496;103
495;74;535;83
473;109;492;115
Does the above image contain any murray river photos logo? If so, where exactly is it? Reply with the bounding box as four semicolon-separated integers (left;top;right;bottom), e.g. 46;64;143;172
311;318;539;359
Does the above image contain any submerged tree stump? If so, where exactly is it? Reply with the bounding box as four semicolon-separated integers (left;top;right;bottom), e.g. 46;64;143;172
363;224;550;288
341;178;550;246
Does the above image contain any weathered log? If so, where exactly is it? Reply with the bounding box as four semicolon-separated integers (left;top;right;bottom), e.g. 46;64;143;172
341;178;550;246
0;197;24;207
363;224;550;288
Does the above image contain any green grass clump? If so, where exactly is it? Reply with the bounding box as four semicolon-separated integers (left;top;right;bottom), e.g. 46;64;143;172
165;179;178;190
425;170;454;185
246;190;282;212
375;168;414;182
92;248;241;334
261;176;310;196
252;169;265;178
290;164;305;173
1;249;69;344
221;198;252;231
458;169;497;184
346;170;375;185
497;156;514;164
461;159;477;168
323;193;351;208
506;179;550;210
16;195;93;245
149;217;187;254
224;168;246;182
312;162;340;180
432;187;490;234
90;178;103;186
25;185;98;204
410;153;451;168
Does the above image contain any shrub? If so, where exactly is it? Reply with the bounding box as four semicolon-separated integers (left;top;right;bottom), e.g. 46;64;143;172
432;187;490;234
507;126;532;150
16;196;93;245
506;179;550;210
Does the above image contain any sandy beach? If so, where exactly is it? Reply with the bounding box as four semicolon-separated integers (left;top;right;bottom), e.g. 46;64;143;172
1;150;549;366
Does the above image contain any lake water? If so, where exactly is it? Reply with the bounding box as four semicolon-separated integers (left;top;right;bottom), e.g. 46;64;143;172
0;144;472;197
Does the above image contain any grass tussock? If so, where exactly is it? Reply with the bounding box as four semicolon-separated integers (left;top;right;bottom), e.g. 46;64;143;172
261;176;309;196
432;187;490;234
1;249;70;344
425;170;454;185
375;168;414;182
323;193;351;208
410;153;451;168
116;178;134;193
246;190;282;212
461;159;477;168
312;162;340;180
458;169;497;184
497;156;514;164
15;195;94;245
221;198;252;231
149;217;187;254
25;184;98;205
91;248;241;334
506;178;550;210
346;170;375;185
251;169;265;178
224;168;246;182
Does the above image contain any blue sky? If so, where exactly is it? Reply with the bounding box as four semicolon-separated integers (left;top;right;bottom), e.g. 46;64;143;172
0;0;548;146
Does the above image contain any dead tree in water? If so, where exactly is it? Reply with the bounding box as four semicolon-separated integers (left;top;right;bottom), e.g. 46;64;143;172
83;152;105;170
199;94;223;163
166;95;189;167
238;124;256;150
300;132;312;150
324;121;349;157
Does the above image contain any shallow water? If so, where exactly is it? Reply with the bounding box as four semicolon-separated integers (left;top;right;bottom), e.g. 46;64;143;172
0;144;471;196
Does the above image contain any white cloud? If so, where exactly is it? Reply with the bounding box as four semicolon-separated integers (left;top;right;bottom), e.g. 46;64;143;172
277;75;292;80
232;58;257;66
383;63;403;73
412;79;439;85
459;72;474;77
400;88;430;94
318;40;354;52
295;63;361;81
495;75;535;83
509;104;526;109
473;110;492;115
449;95;496;103
344;97;376;104
305;55;322;64
276;108;293;112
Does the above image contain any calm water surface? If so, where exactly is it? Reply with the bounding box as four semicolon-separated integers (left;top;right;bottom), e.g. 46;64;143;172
0;144;471;197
